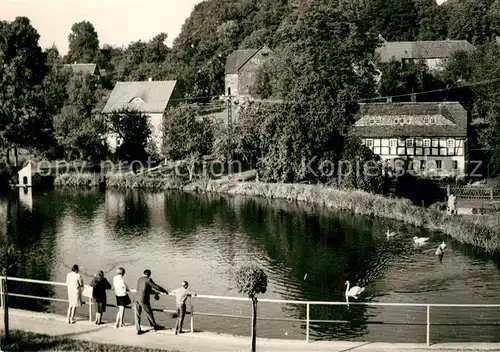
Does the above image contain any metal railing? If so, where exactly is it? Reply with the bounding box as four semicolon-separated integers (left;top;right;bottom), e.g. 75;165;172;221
2;276;500;346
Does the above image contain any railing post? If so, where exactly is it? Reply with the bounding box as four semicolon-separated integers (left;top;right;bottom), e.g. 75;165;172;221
426;305;430;346
190;296;194;333
306;303;310;343
0;276;4;310
88;296;92;322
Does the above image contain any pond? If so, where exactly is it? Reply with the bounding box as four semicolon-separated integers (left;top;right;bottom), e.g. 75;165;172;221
0;188;499;343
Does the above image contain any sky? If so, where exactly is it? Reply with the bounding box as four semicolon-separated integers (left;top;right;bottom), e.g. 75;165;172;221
2;0;449;55
1;0;202;54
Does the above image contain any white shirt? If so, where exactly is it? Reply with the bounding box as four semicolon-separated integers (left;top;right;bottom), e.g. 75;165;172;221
66;272;83;291
113;275;129;296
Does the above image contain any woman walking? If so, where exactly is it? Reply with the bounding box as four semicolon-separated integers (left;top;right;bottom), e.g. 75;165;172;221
66;264;84;324
113;267;131;328
90;270;112;324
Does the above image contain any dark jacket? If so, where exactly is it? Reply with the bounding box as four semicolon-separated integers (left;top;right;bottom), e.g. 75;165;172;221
136;276;168;305
90;276;111;303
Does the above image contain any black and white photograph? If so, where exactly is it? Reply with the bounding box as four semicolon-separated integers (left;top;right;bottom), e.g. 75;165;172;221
1;0;500;351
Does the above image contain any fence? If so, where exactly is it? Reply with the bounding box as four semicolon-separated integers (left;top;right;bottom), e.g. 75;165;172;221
1;276;500;346
440;184;500;200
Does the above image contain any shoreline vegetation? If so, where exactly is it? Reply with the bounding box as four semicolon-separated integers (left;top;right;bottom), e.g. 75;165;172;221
50;171;500;253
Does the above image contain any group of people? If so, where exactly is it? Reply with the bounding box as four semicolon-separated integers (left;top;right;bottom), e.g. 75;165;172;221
65;264;196;335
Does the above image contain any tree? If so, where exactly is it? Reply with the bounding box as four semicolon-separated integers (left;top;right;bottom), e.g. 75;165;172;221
240;0;380;182
163;104;216;181
443;43;500;175
66;21;100;63
106;108;152;165
445;0;493;45
363;0;420;41
378;59;447;100
234;265;267;352
0;17;47;166
53;71;108;161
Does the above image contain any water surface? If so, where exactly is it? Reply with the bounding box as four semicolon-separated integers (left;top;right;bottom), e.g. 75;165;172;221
0;188;499;343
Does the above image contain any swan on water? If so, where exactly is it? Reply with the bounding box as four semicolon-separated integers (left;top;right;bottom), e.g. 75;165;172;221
386;229;396;239
345;280;365;299
435;241;446;256
413;236;429;246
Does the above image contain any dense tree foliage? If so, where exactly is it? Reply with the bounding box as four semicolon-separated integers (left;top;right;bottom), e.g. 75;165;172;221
66;21;100;64
0;17;49;165
4;0;500;182
106;108;152;163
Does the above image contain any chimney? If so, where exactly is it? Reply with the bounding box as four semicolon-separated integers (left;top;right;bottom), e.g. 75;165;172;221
410;93;417;102
148;77;152;82
386;96;393;103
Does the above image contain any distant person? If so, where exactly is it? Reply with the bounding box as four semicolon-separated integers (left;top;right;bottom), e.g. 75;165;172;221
135;269;168;335
447;192;457;215
90;270;112;325
66;264;84;324
171;281;197;335
113;267;131;329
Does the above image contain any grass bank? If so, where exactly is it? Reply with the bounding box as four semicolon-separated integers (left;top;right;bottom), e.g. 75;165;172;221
54;172;186;190
53;172;500;253
1;330;176;352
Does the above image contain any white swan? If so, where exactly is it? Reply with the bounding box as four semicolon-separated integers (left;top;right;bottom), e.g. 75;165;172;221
345;280;365;299
413;236;429;246
435;241;446;255
386;229;396;239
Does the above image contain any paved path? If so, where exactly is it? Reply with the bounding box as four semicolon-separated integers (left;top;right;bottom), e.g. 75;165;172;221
5;309;500;352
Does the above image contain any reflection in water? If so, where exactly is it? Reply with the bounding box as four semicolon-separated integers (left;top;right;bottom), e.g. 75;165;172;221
1;189;499;342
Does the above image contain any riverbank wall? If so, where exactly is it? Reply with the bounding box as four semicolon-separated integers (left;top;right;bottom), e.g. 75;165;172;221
52;172;500;253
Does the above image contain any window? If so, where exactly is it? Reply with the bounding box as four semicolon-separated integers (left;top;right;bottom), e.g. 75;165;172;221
440;148;447;156
415;138;423;147
420;160;426;170
368;118;375;125
366;139;373;148
423;139;431;148
436;160;442;169
393;118;399;125
381;139;389;147
415;148;423;155
228;87;231;96
432;139;439;147
375;117;381;124
430;117;436;124
439;139;446;147
423;117;430;124
381;147;389;155
389;139;397;148
374;139;381;147
452;161;458;169
447;139;455;148
406;139;414;147
405;117;411;124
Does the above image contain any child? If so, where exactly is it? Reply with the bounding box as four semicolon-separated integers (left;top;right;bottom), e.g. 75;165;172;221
171;281;196;334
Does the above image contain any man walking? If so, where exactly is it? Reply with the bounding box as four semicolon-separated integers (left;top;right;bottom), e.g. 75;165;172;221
135;269;168;335
171;281;197;334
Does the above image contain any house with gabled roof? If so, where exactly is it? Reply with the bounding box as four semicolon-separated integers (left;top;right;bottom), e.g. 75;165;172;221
376;40;475;71
353;102;469;179
102;79;181;152
225;45;273;99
